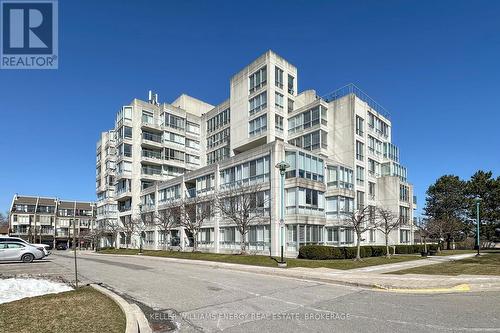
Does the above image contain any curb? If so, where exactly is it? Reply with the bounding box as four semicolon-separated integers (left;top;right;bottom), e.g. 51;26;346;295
90;284;152;333
372;283;471;293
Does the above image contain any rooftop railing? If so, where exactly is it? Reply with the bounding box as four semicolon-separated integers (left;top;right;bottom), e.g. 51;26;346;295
322;83;390;119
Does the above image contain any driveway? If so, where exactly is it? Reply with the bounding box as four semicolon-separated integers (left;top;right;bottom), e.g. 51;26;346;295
2;251;499;333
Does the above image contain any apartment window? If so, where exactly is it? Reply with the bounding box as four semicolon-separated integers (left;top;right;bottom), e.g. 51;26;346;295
207;108;230;133
249;114;267;137
186;121;200;134
142;110;154;124
207;146;230;165
159;184;181;202
368;182;376;199
275;115;284;132
356;141;364;161
288;98;294;113
326;165;354;189
287;74;295;94
400;206;410;224
285;187;324;215
142;131;162;143
285;151;324;182
164;132;185;145
400;229;410;243
326;196;354;217
356;191;365;210
288;106;325;133
165;148;184;161
249;91;267;116
220;155;270;187
356;166;364;186
119;143;132;157
274;66;284;89
356;116;364;136
186;154;200;165
164;113;185;130
400;184;409;202
124;126;132;139
275;92;284;109
326;227;339;243
186;138;200;150
369;229;376;243
249;66;267;93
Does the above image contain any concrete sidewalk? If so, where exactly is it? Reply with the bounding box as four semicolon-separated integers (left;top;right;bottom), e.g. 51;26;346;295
88;252;500;293
347;253;477;274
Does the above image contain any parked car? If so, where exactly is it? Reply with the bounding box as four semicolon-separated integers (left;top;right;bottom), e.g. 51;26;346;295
0;237;50;257
0;242;45;263
56;243;68;250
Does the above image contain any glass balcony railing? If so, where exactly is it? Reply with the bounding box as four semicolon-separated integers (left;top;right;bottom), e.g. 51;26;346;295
142;150;162;159
142;132;162;143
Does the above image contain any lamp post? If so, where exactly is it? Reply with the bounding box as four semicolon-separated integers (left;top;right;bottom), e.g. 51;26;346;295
275;161;290;267
474;196;482;256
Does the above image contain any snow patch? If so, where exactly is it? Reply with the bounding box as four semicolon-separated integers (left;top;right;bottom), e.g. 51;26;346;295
0;278;73;304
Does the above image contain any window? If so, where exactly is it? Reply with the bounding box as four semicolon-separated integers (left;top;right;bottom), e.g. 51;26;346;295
287;98;294;113
400;229;410;243
207;108;230;133
286;151;324;182
286;187;324;215
326;227;339;243
356;116;364;136
165;148;184;161
207;146;230;165
186;121;200;134
249;115;267;137
275;67;284;88
356;191;365;210
399;206;410;224
368;182;376;199
356;166;364;186
159;185;181;202
326;196;354;217
275;115;284;132
287;74;295;94
186;138;200;150
343;228;354;244
327;165;353;189
164;132;185;145
186;154;200;165
288;106;326;133
164;113;185;130
220;155;270;187
275;92;284;109
124;126;132;139
356;140;364;161
142;110;154;124
369;229;376;243
249;91;267;115
400;184;409;202
289;130;325;151
249;66;267;93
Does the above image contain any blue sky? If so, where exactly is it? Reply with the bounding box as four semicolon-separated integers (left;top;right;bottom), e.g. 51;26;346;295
0;0;499;216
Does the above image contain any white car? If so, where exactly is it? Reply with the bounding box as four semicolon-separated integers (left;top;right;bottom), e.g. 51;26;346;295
0;241;45;263
0;237;50;257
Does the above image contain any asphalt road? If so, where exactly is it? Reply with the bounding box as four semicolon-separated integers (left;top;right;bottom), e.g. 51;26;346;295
2;252;500;333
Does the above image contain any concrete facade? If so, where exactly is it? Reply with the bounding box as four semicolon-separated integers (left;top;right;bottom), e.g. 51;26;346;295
96;50;416;256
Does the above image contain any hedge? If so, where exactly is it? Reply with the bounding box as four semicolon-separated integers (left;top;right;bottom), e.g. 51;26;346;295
298;244;438;260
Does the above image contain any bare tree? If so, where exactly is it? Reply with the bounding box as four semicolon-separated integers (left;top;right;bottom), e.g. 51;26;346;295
132;212;154;251
154;202;181;250
216;183;270;254
181;195;214;252
344;205;376;261
415;218;431;253
377;207;401;258
121;216;136;249
81;228;104;251
103;219;121;249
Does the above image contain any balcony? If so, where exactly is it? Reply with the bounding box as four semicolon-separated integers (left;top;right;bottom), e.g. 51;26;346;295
142;150;163;164
141;117;162;131
116;186;131;199
142;132;163;148
185;188;197;198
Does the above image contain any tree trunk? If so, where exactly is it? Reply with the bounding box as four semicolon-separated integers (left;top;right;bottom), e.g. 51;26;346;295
192;231;197;252
356;234;362;261
385;234;390;258
240;231;246;254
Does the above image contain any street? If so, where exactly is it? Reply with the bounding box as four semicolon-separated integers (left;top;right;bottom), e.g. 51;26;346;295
2;252;500;332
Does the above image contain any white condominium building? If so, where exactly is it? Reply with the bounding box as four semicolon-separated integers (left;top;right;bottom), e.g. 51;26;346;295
96;50;416;256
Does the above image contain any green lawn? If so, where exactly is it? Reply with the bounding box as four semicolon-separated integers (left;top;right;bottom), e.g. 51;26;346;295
98;248;422;270
392;252;500;276
0;286;126;333
435;249;478;256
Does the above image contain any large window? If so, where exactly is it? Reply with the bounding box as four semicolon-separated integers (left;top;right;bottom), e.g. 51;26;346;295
356;166;364;186
186;121;200;134
326;196;354;218
249;66;267;93
206;108;230;133
164;132;185;145
275;92;284;110
326;165;353;189
158;185;180;203
207;128;230;149
249;92;267;116
142;110;154;124
220;155;270;188
288;74;295;94
207;146;230;165
400;184;409;202
285;151;324;182
249;114;267;137
356;116;364;136
288;130;327;151
275;66;284;88
164;113;185;130
356;140;364;161
275;115;284;132
286;187;324;216
288;106;326;133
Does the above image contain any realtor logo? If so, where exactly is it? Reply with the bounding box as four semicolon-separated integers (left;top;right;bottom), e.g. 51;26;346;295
1;0;58;69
